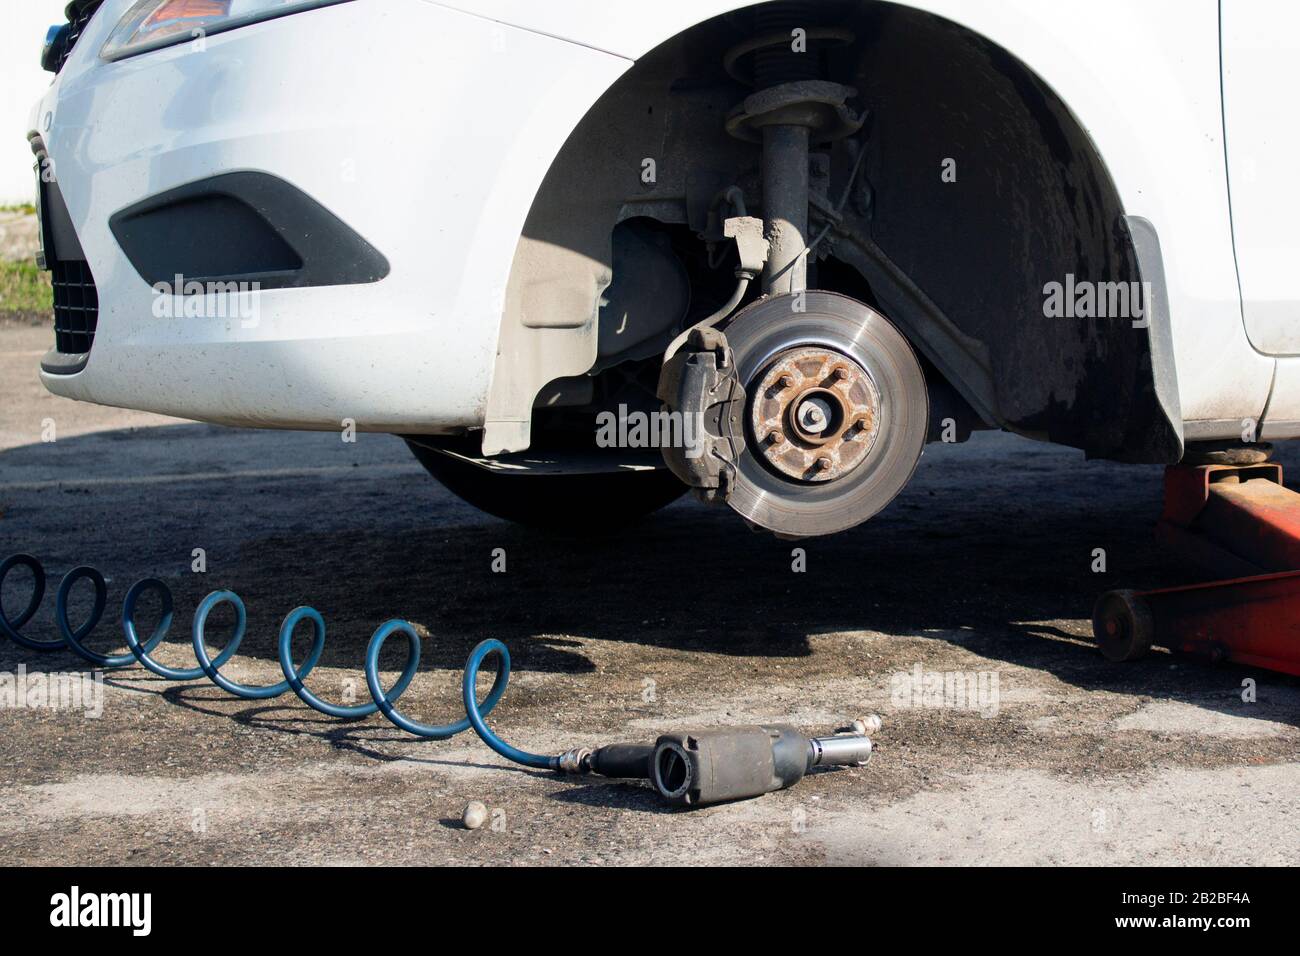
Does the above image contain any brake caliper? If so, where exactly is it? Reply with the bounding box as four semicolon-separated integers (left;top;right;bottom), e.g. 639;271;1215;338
656;326;747;504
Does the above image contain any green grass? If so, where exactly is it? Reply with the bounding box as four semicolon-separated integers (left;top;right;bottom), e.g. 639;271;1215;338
0;203;37;216
0;260;53;316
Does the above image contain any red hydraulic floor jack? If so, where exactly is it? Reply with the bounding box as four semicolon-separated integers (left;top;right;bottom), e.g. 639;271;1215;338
1092;461;1300;677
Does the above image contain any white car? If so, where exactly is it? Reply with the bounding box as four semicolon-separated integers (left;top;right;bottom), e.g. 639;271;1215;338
26;0;1300;536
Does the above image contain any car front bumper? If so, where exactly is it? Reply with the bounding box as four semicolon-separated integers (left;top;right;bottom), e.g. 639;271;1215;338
29;0;629;433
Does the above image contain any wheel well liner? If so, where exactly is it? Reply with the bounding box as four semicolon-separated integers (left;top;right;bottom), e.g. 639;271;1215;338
486;0;1183;463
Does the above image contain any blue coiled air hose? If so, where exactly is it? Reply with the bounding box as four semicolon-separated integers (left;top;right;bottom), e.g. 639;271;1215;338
0;554;567;774
2;553;880;804
460;640;557;770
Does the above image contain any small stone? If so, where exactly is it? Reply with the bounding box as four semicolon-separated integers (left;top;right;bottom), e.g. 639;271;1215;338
462;801;488;830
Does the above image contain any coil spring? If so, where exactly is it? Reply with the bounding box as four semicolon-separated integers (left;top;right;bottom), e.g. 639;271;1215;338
0;554;559;771
723;1;855;87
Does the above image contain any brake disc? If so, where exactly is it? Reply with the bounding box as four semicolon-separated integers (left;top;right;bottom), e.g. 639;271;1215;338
723;291;929;537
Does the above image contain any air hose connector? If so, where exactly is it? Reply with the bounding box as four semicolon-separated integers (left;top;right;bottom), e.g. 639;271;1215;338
557;748;593;775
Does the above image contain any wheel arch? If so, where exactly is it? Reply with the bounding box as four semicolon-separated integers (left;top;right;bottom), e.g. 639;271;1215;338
481;0;1183;463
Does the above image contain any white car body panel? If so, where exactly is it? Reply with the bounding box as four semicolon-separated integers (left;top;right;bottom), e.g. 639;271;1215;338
1221;0;1300;358
33;0;629;431
28;0;1299;440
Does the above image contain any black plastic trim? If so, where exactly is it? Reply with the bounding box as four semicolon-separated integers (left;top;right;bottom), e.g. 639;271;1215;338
109;171;390;291
33;140;98;376
41;348;91;376
1124;215;1185;462
44;1;104;74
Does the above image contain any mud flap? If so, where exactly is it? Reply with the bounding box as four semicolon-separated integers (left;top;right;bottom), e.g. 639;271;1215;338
656;327;747;504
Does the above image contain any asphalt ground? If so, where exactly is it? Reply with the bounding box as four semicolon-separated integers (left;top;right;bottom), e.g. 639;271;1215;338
1;321;1297;865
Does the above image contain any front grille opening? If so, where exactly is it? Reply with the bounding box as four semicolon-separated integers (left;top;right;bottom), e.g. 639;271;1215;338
51;259;99;356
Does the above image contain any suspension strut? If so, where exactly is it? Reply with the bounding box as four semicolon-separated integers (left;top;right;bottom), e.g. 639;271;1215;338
0;553;879;808
657;6;868;508
724;2;863;295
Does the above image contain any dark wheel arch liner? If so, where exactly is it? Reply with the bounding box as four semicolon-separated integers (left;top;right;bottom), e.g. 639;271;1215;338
507;1;1185;464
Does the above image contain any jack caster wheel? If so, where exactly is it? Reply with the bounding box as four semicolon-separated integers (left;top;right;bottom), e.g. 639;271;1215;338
1092;589;1155;662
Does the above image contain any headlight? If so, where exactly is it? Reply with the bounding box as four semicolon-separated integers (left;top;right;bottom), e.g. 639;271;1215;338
101;0;354;61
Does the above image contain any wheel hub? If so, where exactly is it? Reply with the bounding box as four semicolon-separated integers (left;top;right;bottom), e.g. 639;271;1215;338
750;347;880;482
657;291;929;538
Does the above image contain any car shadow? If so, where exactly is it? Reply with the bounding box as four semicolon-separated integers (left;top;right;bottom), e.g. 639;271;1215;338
2;423;1299;742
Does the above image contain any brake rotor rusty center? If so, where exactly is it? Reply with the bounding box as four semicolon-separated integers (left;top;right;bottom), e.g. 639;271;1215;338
749;347;880;482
